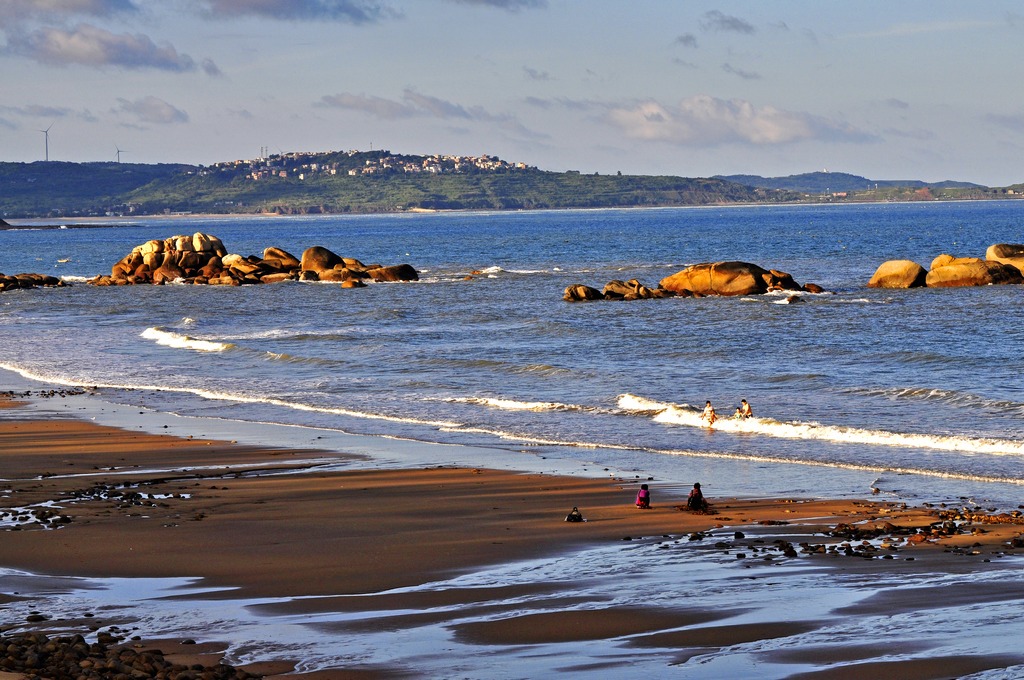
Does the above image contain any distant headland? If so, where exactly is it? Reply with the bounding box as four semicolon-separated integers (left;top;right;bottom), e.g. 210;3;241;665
1;149;1021;220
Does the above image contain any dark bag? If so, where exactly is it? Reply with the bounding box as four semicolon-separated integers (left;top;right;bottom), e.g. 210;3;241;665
565;506;584;522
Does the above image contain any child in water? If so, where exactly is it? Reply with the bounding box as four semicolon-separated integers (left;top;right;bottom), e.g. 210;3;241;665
635;483;651;509
701;400;717;426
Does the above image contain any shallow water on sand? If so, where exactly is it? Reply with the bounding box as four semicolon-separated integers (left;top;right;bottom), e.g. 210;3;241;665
3;526;1023;679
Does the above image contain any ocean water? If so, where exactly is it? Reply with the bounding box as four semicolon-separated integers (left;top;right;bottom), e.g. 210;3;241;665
2;201;1023;508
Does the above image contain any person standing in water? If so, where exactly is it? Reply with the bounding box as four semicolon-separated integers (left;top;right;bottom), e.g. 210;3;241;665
701;400;717;426
739;399;753;418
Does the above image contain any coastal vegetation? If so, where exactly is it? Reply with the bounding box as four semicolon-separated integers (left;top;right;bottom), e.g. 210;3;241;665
1;149;1020;219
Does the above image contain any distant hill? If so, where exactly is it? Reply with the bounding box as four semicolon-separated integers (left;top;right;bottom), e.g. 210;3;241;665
0;152;798;218
0;161;194;218
714;171;986;193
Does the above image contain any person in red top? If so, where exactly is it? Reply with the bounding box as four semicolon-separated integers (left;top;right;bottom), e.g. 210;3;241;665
635;483;651;509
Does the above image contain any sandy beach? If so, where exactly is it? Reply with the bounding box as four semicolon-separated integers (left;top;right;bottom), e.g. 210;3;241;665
2;393;1024;678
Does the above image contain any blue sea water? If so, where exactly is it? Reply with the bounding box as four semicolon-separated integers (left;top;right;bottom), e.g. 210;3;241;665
2;201;1023;508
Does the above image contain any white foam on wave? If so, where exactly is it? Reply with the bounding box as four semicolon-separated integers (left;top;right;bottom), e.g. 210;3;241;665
0;361;462;430
4;360;1022;488
618;393;1024;456
437;423;1024;486
141;327;233;352
445;396;581;412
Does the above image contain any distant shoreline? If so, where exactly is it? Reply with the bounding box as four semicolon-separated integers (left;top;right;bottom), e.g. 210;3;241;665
5;195;1024;229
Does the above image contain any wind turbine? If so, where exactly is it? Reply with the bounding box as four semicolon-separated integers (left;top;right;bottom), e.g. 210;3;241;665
39;123;53;162
115;145;127;163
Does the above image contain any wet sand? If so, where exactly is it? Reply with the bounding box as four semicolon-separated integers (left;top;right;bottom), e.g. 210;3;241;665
2;396;1024;678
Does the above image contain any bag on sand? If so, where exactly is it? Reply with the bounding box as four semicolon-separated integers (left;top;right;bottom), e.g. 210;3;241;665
565;506;584;522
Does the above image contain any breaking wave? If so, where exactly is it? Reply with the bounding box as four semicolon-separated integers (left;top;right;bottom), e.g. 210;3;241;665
617;394;1024;456
141;327;233;352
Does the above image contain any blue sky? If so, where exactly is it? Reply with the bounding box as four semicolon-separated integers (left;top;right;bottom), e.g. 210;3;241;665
2;1;1023;185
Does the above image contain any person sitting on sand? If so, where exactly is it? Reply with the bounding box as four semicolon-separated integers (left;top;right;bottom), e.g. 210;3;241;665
687;482;709;512
635;483;651;509
701;401;717;426
739;399;753;418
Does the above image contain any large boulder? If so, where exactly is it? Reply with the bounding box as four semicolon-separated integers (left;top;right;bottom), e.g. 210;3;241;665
986;243;1024;274
367;264;419;282
563;284;604;302
867;260;928;288
660;261;797;296
300;246;344;273
604;279;660;300
264;247;301;269
925;259;1023;287
151;253;187;284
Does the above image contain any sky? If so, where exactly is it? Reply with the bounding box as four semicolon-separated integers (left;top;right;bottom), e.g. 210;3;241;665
2;1;1024;185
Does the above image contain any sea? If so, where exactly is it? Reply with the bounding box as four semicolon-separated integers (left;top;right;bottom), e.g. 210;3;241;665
2;201;1024;677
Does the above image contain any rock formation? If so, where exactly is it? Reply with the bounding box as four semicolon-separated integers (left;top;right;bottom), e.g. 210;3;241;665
925;258;1022;287
0;272;66;293
565;264;821;302
868;245;1024;289
659;261;805;297
89;233;418;286
986;243;1024;273
867;260;928;289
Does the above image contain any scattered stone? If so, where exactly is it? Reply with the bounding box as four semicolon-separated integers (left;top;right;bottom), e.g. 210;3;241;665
0;632;257;679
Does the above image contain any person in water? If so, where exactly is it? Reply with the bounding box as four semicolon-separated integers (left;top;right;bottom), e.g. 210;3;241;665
687;482;708;512
700;400;717;425
739;399;753;418
635;483;651;509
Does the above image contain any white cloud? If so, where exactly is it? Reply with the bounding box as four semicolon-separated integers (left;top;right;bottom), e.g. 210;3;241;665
5;22;213;71
0;0;137;25
115;95;189;124
316;92;419;119
196;0;396;23
606;95;873;146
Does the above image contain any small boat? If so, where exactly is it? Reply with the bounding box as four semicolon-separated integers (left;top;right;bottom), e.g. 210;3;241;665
57;258;71;263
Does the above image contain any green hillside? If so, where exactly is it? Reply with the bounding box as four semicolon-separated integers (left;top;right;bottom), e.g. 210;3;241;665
0;154;796;218
0;161;193;218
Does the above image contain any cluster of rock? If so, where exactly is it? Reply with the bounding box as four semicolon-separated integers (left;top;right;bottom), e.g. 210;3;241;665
88;233;418;287
0;272;66;293
565;261;824;302
0;632;258;679
868;243;1024;288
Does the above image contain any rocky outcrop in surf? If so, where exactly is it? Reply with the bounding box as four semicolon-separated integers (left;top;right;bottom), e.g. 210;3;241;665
659;261;809;296
565;263;822;302
868;244;1024;289
866;260;928;289
88;233;418;286
0;272;66;293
